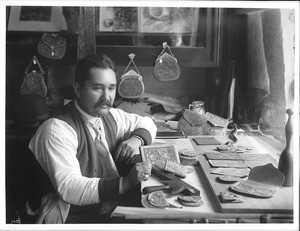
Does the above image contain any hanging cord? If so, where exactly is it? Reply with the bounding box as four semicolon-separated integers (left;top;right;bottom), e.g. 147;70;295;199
24;56;45;75
157;42;177;65
159;42;175;57
123;53;141;75
137;42;176;62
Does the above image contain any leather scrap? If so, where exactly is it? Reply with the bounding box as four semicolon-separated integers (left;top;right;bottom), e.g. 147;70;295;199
147;191;169;208
177;195;203;207
218;175;240;183
220;191;244;203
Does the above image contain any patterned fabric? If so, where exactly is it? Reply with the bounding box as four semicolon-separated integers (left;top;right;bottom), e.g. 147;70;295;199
77;7;96;60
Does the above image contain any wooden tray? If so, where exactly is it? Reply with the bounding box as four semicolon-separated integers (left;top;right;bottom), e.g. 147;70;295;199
198;154;293;214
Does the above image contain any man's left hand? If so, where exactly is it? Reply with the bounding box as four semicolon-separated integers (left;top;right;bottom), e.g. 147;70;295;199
115;136;142;164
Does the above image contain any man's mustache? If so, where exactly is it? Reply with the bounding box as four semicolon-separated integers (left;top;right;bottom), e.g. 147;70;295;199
95;100;111;108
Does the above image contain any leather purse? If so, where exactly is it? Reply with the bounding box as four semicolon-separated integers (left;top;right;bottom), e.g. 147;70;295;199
178;109;229;136
118;53;145;99
20;56;47;97
154;42;180;81
38;33;66;59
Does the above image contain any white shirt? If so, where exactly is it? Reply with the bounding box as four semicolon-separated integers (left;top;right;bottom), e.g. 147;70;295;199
29;101;157;206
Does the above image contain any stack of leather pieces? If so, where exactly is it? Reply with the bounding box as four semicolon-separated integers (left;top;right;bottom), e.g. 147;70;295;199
177;195;203;207
179;149;200;166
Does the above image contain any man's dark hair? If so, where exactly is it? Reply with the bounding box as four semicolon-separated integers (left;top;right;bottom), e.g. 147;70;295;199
75;54;116;86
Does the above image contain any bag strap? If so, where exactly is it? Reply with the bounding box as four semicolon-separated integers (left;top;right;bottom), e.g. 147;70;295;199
123;53;141;76
24;56;45;75
158;42;175;57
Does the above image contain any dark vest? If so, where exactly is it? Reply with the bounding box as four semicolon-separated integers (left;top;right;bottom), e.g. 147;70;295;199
56;101;120;178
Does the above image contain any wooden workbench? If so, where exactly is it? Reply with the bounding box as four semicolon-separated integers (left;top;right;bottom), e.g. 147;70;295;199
111;135;294;224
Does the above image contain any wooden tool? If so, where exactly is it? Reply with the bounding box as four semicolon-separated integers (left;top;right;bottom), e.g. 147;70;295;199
278;108;294;186
151;166;200;196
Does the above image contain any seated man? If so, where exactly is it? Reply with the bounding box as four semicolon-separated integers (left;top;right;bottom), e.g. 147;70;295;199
29;54;157;223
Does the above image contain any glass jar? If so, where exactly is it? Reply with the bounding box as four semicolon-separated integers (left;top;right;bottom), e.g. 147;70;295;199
188;101;206;116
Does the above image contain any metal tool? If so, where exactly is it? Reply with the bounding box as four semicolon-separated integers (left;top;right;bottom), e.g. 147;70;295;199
142;180;186;195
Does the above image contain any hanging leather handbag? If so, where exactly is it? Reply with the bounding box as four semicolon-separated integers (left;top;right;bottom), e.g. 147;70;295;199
20;56;47;97
38;33;66;59
178;110;229;136
154;42;180;81
118;53;145;99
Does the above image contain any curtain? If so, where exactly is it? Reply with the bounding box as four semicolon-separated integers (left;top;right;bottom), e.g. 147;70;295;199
233;9;288;141
77;7;96;60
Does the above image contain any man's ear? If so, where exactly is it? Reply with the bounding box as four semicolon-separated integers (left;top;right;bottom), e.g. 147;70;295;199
73;82;81;98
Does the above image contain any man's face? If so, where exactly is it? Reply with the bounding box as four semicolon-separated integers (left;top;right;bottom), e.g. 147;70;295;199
76;67;117;117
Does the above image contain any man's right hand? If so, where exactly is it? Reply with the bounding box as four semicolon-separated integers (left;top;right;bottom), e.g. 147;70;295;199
122;162;152;193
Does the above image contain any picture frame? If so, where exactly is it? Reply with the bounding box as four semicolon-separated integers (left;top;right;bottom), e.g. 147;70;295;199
98;7;138;32
7;6;67;32
140;144;180;167
138;7;198;34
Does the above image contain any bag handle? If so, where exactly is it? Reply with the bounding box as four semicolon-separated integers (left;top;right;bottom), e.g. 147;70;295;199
24;56;45;75
123;53;141;76
158;42;175;57
157;42;177;64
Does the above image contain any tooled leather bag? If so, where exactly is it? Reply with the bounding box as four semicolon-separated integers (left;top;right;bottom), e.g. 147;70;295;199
178;110;229;136
20;56;47;97
154;42;180;81
38;33;66;59
118;53;145;99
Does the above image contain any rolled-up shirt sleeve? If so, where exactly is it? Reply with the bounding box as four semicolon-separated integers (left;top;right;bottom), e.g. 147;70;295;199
29;118;100;206
110;108;157;144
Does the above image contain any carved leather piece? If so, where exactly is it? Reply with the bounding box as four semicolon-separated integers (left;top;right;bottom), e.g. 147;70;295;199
230;182;276;198
20;56;47;97
20;71;47;97
38;33;66;59
118;69;145;99
164;160;187;178
147;190;169;207
154;52;181;81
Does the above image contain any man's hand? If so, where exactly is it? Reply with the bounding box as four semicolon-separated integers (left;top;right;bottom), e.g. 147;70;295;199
115;136;142;164
122;162;152;193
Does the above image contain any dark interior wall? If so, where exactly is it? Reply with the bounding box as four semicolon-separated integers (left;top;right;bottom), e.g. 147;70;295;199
47;64;207;98
132;66;207;100
6;62;208;120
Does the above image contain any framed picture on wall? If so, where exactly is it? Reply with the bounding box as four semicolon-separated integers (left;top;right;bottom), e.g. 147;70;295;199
139;7;199;34
98;7;138;32
7;6;67;32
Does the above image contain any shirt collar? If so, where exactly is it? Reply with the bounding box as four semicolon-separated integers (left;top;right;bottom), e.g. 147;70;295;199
74;100;101;124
